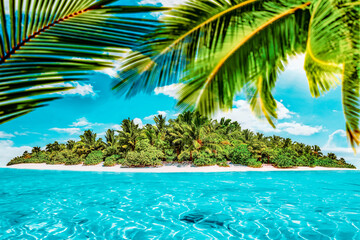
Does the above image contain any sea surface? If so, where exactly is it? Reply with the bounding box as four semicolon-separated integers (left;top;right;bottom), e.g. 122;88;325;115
0;169;359;239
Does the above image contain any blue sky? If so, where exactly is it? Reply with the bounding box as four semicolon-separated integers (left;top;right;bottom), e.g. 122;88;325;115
0;0;358;167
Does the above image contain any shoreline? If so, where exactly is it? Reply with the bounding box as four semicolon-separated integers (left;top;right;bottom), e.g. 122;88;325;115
3;163;358;173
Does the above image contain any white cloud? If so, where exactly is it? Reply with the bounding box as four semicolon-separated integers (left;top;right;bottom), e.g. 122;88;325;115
216;100;322;136
277;101;294;119
134;118;143;128
30;82;96;97
59;82;96;97
0;131;14;138
277;122;323;136
139;0;185;6
14;132;28;136
49;128;81;135
285;54;305;72
0;140;31;166
111;124;122;131
71;117;102;128
154;83;184;99
71;117;91;127
216;100;280;133
322;129;358;153
144;110;168;120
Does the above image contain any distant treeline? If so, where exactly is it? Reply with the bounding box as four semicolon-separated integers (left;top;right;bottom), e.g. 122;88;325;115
8;112;356;169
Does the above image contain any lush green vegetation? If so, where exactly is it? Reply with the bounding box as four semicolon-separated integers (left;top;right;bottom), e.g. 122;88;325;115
116;0;359;149
7;113;356;169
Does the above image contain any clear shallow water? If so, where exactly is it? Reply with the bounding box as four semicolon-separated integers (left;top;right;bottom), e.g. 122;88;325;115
0;169;359;240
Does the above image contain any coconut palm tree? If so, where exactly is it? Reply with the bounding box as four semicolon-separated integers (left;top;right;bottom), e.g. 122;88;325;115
142;124;157;146
116;0;359;149
31;146;41;154
66;140;76;150
45;141;61;152
312;145;323;157
105;129;117;147
242;129;254;143
0;0;165;124
154;114;167;136
117;118;141;151
77;129;105;151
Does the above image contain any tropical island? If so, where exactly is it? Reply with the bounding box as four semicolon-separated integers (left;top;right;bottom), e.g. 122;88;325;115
7;112;356;170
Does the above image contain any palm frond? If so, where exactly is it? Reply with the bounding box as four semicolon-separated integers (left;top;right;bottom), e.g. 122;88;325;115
0;0;166;124
114;0;267;96
341;2;360;149
304;0;349;97
304;0;360;148
178;1;310;119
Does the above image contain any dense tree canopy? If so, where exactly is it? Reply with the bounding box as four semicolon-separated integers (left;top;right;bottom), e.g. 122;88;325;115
8;112;356;169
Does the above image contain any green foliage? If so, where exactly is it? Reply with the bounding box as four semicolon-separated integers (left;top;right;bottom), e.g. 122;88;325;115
84;151;104;166
47;152;67;165
247;158;262;168
0;0;166;124
103;158;117;167
178;151;190;162
274;151;295;168
7;156;26;166
65;157;82;166
193;152;216;166
294;155;308;167
230;145;251;165
103;155;124;166
30;152;49;163
123;151;162;167
164;149;176;162
315;158;355;169
217;161;230;167
103;146;119;157
5;113;356;169
115;0;359;149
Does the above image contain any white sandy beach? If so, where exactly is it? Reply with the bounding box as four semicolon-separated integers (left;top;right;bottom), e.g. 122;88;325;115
4;163;357;173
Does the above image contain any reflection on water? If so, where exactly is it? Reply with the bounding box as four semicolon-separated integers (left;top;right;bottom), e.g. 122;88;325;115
0;169;359;239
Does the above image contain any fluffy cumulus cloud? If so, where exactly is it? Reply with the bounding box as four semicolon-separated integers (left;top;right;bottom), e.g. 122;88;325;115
277;122;322;136
71;117;91;127
216;100;280;133
322;129;357;153
0;131;15;138
71;117;102;128
285;54;305;72
139;0;185;6
30;82;96;97
144;110;168;120
50;117;103;135
154;83;184;99
59;82;96;97
216;100;322;136
277;101;294;120
49;128;81;135
0;140;31;166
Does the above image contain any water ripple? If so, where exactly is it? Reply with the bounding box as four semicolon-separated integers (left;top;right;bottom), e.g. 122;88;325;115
0;169;359;239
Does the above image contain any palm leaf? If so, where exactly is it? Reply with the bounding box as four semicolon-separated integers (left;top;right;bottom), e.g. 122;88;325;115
304;0;360;148
0;0;166;124
178;1;310;122
114;0;267;96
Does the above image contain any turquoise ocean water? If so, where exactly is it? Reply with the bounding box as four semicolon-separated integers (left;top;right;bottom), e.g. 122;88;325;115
0;169;359;239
